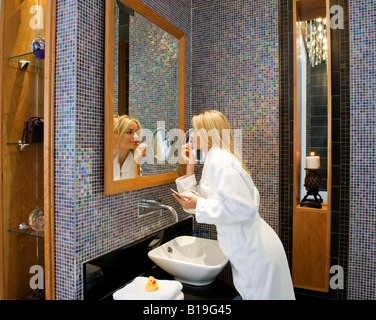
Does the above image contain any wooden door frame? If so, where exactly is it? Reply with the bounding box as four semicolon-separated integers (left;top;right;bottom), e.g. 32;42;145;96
44;0;56;300
0;0;5;300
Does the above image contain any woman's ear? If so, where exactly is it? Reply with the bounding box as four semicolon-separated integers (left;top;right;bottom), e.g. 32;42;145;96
208;136;212;148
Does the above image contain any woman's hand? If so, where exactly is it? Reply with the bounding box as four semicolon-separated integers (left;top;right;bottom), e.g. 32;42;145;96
133;143;148;177
180;143;195;165
134;143;148;164
172;192;198;211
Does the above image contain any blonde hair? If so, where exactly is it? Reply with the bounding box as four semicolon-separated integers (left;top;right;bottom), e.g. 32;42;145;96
113;115;142;150
191;110;249;174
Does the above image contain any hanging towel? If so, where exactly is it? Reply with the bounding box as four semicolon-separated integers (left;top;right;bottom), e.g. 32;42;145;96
113;277;184;300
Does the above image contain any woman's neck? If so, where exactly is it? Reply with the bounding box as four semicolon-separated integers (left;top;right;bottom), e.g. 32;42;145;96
118;148;130;168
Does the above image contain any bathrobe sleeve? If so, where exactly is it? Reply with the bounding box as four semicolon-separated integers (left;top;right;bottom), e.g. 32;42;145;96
195;164;260;225
175;174;198;214
175;174;197;194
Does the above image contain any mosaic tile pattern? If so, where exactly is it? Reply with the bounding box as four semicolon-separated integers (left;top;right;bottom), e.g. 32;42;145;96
348;0;376;300
54;0;78;300
191;0;280;231
129;12;179;125
128;11;180;176
54;0;191;300
191;0;279;289
278;0;293;265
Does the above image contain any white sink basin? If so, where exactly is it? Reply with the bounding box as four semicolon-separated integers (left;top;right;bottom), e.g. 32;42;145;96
148;235;229;286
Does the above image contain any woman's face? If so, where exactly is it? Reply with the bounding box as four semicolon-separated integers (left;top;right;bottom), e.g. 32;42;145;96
119;121;140;150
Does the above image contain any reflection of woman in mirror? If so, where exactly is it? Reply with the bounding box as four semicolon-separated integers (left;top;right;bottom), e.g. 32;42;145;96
113;115;148;180
172;110;295;300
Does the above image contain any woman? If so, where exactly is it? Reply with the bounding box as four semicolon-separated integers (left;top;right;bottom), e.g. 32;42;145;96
173;110;295;300
113;115;148;180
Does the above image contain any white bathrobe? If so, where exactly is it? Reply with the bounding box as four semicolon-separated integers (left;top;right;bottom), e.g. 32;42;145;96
176;146;295;300
113;151;134;180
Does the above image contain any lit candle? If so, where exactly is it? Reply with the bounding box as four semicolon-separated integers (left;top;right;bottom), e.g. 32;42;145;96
306;152;320;169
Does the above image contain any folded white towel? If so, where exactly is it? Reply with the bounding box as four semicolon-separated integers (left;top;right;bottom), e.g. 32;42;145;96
173;291;184;300
113;277;184;300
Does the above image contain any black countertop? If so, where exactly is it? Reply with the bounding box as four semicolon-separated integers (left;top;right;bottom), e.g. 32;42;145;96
83;217;238;301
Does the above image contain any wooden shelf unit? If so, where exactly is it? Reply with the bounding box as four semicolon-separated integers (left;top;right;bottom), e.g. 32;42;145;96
0;0;55;300
292;204;331;291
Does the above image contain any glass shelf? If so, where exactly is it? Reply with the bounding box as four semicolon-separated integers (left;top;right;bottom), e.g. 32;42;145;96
7;227;44;239
7;141;43;152
7;142;43;145
8;50;45;69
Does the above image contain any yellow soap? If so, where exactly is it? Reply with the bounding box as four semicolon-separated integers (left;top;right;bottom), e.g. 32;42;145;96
145;276;159;292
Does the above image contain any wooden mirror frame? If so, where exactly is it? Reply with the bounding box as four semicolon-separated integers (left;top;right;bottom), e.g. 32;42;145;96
104;0;185;195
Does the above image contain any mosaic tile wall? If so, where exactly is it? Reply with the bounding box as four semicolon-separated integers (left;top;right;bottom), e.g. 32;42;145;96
54;0;191;300
348;0;376;300
191;0;280;233
129;12;179;126
54;0;78;300
128;11;179;176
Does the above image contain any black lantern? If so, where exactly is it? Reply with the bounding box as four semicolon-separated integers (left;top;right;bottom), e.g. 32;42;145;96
300;168;323;208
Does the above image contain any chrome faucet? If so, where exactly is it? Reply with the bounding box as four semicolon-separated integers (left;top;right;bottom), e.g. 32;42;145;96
138;198;179;222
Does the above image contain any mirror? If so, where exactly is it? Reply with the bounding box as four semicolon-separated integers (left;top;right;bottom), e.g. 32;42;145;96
105;0;185;194
294;0;331;205
152;128;172;162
